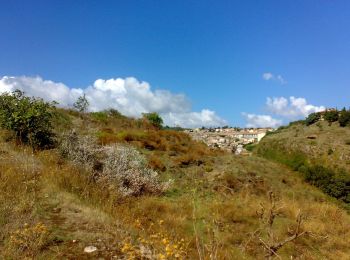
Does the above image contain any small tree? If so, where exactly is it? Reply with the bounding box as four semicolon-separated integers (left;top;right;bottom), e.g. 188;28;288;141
305;112;321;126
324;109;339;125
143;112;163;129
0;90;56;150
73;94;89;113
339;108;350;127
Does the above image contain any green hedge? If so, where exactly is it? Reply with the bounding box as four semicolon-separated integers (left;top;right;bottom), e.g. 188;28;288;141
257;142;350;203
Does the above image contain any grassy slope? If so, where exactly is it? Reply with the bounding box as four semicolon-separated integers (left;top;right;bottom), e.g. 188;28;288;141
257;121;350;173
259;122;350;172
256;121;350;203
1;111;350;259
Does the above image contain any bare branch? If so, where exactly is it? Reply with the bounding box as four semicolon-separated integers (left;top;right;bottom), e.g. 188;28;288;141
253;192;308;258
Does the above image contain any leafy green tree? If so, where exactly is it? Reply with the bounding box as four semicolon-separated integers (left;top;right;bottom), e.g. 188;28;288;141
142;112;163;128
324;109;339;125
305;112;321;126
73;94;89;113
339;108;350;127
0;90;56;149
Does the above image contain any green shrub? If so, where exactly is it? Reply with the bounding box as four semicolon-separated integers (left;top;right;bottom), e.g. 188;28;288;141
142;112;163;129
339;108;350;127
257;140;350;203
305;112;321;126
302;165;350;203
0;90;56;150
324;109;339;125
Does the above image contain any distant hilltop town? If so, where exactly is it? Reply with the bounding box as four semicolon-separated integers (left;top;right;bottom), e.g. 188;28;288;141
184;127;274;154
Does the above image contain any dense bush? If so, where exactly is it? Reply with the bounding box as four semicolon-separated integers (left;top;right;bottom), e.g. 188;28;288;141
257;142;350;203
142;112;163;129
301;165;350;203
339;108;350;127
324;109;339;125
59;131;102;170
59;132;170;196
0;90;56;149
102;145;170;196
288;108;349;128
305;112;321;126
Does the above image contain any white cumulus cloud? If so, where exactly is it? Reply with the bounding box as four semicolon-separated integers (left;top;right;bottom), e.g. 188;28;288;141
0;76;83;106
0;76;227;128
262;72;286;84
163;110;227;129
266;96;325;119
242;113;282;128
242;95;325;127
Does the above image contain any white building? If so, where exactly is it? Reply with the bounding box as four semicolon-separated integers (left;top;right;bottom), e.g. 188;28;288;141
234;131;266;142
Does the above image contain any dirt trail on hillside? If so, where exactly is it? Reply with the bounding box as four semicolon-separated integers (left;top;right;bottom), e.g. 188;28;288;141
41;189;126;259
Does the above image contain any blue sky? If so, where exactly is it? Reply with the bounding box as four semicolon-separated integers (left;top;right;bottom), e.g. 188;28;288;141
0;0;349;127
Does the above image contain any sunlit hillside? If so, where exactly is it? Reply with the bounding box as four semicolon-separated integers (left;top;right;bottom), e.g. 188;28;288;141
256;117;350;204
1;95;349;259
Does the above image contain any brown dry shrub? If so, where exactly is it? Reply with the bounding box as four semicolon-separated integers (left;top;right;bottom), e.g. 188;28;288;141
59;132;171;197
101;145;171;196
174;153;205;167
148;155;166;172
144;132;168;151
97;132;119;145
221;172;243;190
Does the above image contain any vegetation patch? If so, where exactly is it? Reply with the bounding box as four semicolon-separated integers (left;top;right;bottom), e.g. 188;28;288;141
244;143;257;152
0;90;56;150
257;133;350;204
59;132;171;197
1;92;350;258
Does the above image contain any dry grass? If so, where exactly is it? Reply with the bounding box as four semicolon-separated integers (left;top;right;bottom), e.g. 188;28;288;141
0;139;51;258
46;148;350;258
1;111;350;259
259;121;350;172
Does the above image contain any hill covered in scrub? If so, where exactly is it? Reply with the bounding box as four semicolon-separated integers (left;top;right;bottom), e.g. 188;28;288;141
256;118;350;204
1;92;350;259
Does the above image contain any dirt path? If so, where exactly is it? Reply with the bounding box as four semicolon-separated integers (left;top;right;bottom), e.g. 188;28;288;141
40;189;126;259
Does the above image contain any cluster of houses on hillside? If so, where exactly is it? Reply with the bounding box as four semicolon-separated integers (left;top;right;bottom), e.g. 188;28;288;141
184;127;274;154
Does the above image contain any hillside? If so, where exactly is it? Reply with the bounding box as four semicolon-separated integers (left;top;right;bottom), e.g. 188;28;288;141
1;105;350;259
256;120;350;203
